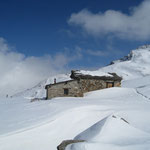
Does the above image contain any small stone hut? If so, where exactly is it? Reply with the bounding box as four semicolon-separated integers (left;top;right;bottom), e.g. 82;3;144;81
45;70;122;99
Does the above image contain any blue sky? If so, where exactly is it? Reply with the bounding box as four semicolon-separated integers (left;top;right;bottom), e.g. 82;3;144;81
1;0;150;94
0;0;148;69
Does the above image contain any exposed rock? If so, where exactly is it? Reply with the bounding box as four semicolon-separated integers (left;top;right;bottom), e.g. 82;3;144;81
110;53;133;65
138;45;150;49
121;117;129;124
30;98;41;102
57;140;85;150
112;115;129;124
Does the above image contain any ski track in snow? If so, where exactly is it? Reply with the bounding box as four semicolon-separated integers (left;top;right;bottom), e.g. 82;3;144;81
135;88;150;100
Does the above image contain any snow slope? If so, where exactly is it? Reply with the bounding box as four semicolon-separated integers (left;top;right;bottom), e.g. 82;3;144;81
1;45;150;150
67;115;150;150
1;83;150;150
100;45;150;80
12;73;71;99
13;45;150;99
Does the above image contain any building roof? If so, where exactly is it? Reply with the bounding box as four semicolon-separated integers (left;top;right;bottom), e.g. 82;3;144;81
45;70;122;89
70;70;122;81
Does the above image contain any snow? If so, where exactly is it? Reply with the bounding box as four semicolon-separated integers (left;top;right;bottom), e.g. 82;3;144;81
75;70;112;77
100;46;150;80
1;45;150;150
67;115;150;150
11;45;150;99
1;82;150;150
12;73;71;99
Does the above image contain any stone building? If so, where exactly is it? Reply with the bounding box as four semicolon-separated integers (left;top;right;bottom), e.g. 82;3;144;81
45;70;122;99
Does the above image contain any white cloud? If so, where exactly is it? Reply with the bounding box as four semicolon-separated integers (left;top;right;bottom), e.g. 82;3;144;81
86;49;109;56
0;38;76;97
68;0;150;40
0;37;10;52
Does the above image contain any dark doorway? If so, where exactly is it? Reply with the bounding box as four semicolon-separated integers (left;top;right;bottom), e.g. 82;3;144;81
106;82;114;88
64;88;69;95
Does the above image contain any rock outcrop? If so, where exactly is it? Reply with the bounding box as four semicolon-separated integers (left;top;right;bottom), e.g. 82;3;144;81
57;140;85;150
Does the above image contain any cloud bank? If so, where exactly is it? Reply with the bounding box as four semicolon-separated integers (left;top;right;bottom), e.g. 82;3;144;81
0;38;73;97
68;0;150;40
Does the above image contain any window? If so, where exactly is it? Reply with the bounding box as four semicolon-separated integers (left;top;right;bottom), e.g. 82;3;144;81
106;82;114;88
64;88;69;95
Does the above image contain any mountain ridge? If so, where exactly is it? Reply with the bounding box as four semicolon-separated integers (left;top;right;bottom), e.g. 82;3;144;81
13;45;150;99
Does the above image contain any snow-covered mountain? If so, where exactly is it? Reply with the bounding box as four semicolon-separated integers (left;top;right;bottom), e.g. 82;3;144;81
101;45;150;80
12;73;71;99
2;45;150;150
13;45;150;99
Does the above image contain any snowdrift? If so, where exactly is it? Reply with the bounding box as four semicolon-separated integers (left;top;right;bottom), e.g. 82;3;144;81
66;115;150;150
1;45;150;150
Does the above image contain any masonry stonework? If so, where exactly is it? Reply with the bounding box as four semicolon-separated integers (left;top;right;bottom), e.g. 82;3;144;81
46;79;121;99
45;71;122;99
79;79;106;93
46;80;83;99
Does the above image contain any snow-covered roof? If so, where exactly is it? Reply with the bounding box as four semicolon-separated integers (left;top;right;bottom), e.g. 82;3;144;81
75;70;112;77
70;70;122;81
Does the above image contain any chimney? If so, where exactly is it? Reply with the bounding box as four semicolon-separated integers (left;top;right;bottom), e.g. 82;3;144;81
54;78;56;84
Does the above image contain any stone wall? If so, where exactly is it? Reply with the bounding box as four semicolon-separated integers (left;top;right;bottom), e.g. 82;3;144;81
114;81;121;87
46;79;121;99
79;79;106;93
47;80;83;99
